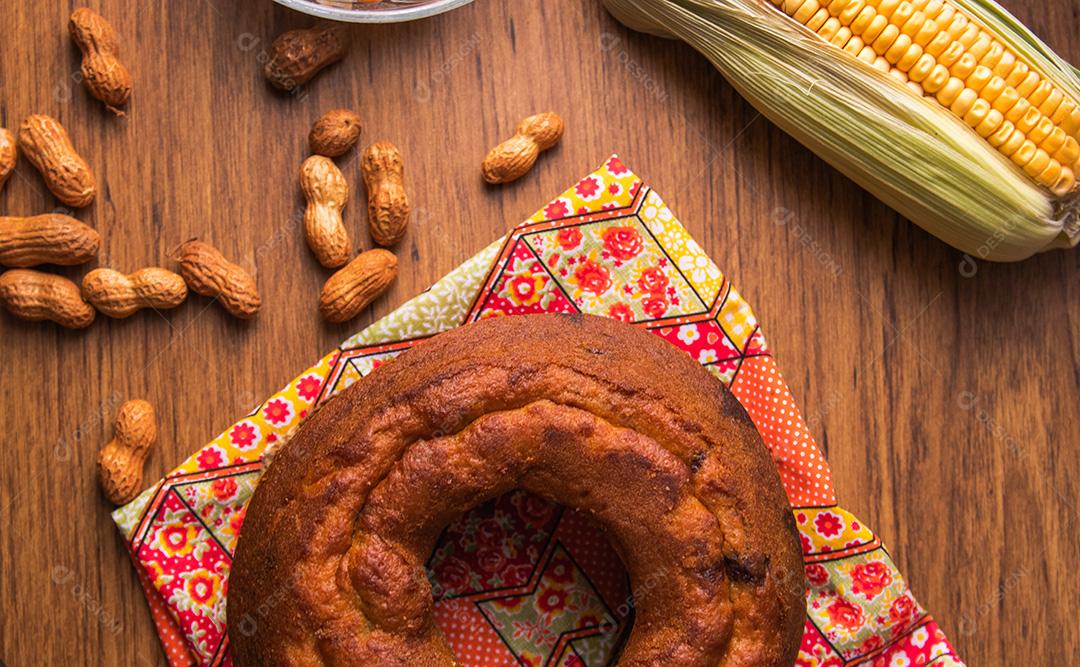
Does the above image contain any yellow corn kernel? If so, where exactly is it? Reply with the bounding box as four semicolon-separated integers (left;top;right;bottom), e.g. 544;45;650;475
887;67;909;84
962;97;991;127
921;0;943;16
965;65;992;93
922;63;950;93
1005;61;1029;88
850;6;877;33
862;14;890;42
1054;136;1080;165
938;41;965;68
974;108;1005;137
967;33;992;61
818;17;843;40
808;7;831;30
999;127;1026;156
1010;139;1037;167
936;76;965;106
957;23;980;50
1066;105;1080;135
857;45;878;64
797;0;822;21
898;44;923;71
1050;166;1075;197
912;17;939;46
839;0;866;24
1028;116;1055;145
950;52;978;80
979;76;1006;104
987;119;1016;147
932;2;955;25
1014;70;1040;98
1022;148;1051;178
899;11;926;37
991;87;1020;114
1005;97;1030;124
908;53;936;82
872;24;901;54
843;35;866;55
924;30;952;57
889;2;914;27
831;26;853;46
1049;97;1075;125
1016;106;1042;134
828;0;854;17
885;34;913;63
906;80;925;95
950;87;978;116
945;13;967;39
1037;159;1062;189
992;50;1016;78
979;42;1004;70
1027;80;1053;109
873;56;891;73
876;0;902;18
1041;127;1067;154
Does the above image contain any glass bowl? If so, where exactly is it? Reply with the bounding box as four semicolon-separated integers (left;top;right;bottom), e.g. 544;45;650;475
273;0;475;23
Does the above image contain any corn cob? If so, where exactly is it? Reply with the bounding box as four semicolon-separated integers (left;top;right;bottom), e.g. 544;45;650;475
603;0;1080;260
779;0;1079;194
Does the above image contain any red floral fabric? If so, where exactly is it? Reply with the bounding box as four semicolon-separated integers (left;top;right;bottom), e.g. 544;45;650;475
112;157;963;667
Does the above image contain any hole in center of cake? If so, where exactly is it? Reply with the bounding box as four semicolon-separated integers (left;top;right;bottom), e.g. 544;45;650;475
426;488;634;664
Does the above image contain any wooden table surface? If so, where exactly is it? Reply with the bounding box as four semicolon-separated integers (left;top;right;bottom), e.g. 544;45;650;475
1;0;1077;664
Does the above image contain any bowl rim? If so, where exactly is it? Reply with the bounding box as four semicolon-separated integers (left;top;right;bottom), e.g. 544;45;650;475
272;0;475;23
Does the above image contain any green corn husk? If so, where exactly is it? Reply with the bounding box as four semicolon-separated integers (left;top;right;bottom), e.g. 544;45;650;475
603;0;1080;261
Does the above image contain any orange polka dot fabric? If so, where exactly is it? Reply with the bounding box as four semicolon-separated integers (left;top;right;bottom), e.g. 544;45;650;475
112;157;963;667
732;355;835;507
128;546;194;666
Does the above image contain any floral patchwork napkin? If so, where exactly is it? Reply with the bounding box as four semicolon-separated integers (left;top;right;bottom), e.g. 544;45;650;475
113;156;965;667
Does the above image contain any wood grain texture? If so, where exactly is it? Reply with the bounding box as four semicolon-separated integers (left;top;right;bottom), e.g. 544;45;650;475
0;1;1076;664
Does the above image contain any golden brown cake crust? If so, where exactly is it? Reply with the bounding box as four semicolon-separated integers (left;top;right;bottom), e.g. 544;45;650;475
229;314;805;666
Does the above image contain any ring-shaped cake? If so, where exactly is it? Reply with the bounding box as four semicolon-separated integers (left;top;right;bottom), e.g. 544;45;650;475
229;314;805;666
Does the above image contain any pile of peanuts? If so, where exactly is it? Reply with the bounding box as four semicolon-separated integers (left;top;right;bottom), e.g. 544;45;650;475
297;103;565;323
0;10;565;332
278;19;563;323
0;10;566;504
301;110;408;324
0;8;260;329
